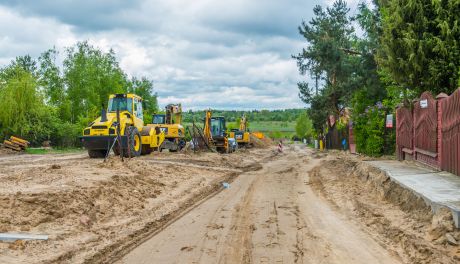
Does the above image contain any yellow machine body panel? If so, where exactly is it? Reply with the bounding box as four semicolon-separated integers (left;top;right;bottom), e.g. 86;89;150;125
141;126;165;148
229;115;251;146
80;93;164;157
203;110;230;153
149;103;185;151
83;94;144;136
229;131;251;144
147;124;184;139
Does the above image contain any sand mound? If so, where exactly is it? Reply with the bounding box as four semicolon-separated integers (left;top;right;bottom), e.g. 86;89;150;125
250;135;273;148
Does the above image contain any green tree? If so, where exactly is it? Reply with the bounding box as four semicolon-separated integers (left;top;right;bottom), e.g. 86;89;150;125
378;0;460;95
127;77;158;123
64;41;128;123
0;65;52;144
39;48;64;105
38;48;71;121
14;55;38;75
294;0;358;132
352;2;386;107
295;113;313;139
0;43;161;147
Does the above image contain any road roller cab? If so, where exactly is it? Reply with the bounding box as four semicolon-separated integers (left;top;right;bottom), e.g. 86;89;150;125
80;93;165;158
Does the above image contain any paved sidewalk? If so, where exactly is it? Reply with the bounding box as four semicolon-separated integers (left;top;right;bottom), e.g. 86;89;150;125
366;160;460;228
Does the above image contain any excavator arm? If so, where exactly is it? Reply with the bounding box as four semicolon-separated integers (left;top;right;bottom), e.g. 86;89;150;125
203;110;213;144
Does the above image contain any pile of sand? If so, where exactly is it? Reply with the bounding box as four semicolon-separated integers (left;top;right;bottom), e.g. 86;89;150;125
250;135;273;148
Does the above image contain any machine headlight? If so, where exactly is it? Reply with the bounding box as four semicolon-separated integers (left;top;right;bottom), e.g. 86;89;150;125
84;129;90;135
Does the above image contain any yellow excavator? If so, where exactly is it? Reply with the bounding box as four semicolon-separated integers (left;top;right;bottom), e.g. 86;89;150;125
229;114;251;147
203;110;232;153
149;104;185;152
80;93;165;158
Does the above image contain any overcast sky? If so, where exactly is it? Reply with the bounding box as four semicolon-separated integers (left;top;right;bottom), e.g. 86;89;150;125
0;0;360;110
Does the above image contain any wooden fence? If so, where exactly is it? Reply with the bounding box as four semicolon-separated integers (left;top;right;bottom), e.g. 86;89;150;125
396;89;460;176
440;89;460;175
396;106;414;160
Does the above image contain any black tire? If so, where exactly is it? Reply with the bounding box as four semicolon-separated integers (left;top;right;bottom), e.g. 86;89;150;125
141;145;153;155
216;147;226;154
125;126;142;157
88;149;107;158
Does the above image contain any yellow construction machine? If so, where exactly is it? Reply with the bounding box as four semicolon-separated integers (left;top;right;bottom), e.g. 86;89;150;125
203;110;232;153
149;104;185;152
80;93;165;158
229;114;251;147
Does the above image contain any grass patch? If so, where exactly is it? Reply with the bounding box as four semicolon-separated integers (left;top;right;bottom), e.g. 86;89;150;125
182;121;296;139
26;148;84;154
245;121;295;139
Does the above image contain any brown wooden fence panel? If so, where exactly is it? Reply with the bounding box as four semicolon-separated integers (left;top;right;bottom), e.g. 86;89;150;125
413;92;438;167
414;92;438;152
441;89;460;175
396;106;413;160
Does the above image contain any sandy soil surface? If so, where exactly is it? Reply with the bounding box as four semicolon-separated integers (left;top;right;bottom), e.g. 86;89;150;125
2;144;458;263
0;148;266;263
309;153;460;263
119;145;400;264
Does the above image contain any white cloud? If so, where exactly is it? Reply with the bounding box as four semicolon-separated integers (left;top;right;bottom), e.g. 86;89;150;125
0;0;327;110
0;6;75;61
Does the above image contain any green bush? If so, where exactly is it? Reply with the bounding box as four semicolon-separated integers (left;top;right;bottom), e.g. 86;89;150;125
51;122;82;147
352;101;394;157
365;134;384;157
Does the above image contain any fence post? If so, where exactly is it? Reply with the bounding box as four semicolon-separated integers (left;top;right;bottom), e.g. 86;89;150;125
436;93;448;169
412;99;418;161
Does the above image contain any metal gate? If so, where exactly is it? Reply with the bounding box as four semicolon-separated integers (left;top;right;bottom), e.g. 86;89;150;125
396;106;414;160
441;89;460;175
413;92;438;167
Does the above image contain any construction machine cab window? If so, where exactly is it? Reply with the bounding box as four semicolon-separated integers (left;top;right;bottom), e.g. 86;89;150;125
134;98;143;119
152;114;166;124
211;118;225;137
108;97;133;113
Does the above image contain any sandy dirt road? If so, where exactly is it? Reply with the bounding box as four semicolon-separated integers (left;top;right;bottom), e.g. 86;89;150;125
0;149;265;263
120;144;400;264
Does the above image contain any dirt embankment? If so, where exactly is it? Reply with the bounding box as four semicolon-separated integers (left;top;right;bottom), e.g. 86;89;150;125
0;149;266;264
249;135;273;148
309;152;460;264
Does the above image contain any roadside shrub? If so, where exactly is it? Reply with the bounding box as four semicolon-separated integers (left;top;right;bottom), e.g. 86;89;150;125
352;101;394;157
50;122;82;147
365;134;384;156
